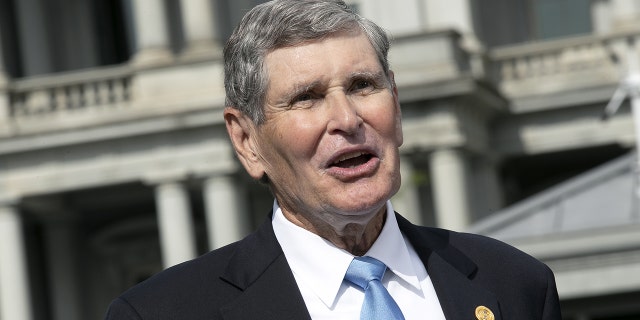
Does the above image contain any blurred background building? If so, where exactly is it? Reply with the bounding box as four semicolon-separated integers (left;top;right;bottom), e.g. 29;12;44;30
0;0;639;319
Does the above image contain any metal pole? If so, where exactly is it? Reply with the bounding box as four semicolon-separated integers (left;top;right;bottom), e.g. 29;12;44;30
626;40;640;204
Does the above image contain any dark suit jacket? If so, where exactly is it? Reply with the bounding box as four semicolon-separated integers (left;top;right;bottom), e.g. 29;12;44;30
105;213;561;319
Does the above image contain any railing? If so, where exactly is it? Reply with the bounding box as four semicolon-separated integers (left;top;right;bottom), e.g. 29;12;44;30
490;29;640;96
493;37;609;81
5;29;640;120
7;64;132;118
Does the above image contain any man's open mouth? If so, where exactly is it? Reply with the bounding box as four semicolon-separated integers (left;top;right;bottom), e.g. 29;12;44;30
330;151;374;169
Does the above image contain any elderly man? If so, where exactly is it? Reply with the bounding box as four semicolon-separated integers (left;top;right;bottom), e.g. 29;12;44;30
105;0;561;319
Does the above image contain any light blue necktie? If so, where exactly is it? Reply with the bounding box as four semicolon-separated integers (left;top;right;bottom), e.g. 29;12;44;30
344;256;405;320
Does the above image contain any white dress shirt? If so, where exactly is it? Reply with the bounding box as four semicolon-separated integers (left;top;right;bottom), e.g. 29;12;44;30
272;200;446;320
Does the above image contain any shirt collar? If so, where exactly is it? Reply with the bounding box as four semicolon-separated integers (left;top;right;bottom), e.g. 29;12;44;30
365;202;422;291
271;200;421;308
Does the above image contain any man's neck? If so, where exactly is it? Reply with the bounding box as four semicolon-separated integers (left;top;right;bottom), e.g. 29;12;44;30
279;204;387;256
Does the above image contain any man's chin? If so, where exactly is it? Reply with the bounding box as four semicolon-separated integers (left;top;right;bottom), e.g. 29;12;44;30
327;199;388;219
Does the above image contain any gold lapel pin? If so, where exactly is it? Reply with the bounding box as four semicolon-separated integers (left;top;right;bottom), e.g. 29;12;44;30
475;306;495;320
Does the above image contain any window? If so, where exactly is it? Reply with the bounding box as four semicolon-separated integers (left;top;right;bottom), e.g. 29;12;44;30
475;0;593;48
533;0;592;40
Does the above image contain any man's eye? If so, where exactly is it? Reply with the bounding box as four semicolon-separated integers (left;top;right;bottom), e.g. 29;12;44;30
289;92;318;108
352;80;374;92
295;93;314;102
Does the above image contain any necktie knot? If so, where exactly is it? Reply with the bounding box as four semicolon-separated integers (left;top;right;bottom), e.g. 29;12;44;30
345;256;387;289
344;256;405;320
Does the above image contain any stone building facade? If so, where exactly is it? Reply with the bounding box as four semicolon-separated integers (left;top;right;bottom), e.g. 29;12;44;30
0;0;639;319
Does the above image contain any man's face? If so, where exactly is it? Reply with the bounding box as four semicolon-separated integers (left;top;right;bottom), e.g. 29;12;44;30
240;30;402;227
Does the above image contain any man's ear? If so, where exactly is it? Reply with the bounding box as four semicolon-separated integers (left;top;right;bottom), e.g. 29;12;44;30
224;107;267;180
389;70;399;101
388;70;403;146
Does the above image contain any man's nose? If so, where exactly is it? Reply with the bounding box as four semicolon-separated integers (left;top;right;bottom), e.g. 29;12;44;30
326;93;363;135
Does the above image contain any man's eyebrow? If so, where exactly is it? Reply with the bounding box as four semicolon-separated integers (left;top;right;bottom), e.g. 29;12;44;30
347;70;388;85
349;70;385;79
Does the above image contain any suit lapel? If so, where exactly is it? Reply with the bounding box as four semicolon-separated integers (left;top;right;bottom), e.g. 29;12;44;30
216;211;503;320
396;214;502;320
219;214;311;320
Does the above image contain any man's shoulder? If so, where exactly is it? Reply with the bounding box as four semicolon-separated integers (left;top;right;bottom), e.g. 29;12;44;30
448;229;547;269
400;224;561;319
107;239;246;319
423;225;547;266
137;239;241;289
419;225;555;287
403;222;551;275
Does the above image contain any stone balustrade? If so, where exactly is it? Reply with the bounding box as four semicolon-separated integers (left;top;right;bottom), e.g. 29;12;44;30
3;29;640;124
490;29;640;99
7;64;132;118
494;40;610;81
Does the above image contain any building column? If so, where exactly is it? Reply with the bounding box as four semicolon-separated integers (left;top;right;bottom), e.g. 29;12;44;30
0;205;33;320
179;0;221;58
45;222;81;320
591;0;613;34
392;155;423;225
471;157;504;220
610;0;640;31
0;35;8;122
14;0;54;76
0;24;5;76
429;148;472;231
420;0;486;75
130;0;173;66
422;0;480;50
0;82;6;121
203;174;249;250
153;181;197;268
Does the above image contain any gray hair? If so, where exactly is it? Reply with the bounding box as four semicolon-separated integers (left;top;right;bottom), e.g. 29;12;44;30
223;0;391;124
